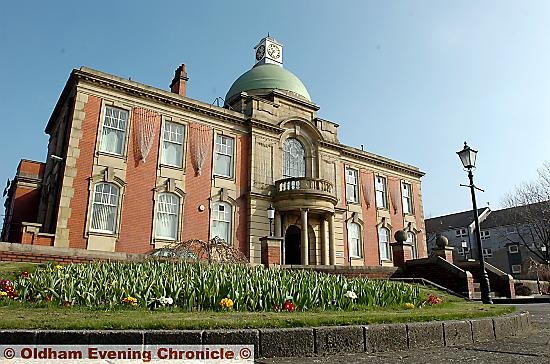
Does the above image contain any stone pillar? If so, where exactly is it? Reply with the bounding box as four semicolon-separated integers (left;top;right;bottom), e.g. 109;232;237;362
321;218;329;265
274;213;282;238
432;235;455;263
301;209;309;265
260;236;284;267
328;213;336;265
391;230;413;268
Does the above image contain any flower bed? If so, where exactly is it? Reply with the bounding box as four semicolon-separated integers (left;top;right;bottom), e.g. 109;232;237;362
4;261;428;311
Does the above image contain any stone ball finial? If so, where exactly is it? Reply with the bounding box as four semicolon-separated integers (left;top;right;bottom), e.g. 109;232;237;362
394;230;407;243
436;235;449;248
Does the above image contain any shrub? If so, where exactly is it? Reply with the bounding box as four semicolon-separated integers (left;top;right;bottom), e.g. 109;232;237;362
515;285;532;296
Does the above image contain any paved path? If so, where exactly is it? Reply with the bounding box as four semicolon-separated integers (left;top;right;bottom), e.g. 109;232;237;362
256;304;550;363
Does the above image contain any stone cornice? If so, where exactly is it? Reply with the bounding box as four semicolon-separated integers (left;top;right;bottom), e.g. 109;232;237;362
248;119;284;134
319;140;425;178
47;67;248;134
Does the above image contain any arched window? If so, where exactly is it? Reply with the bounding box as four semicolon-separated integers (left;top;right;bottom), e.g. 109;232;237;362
283;138;305;178
407;232;417;259
212;202;232;244
155;193;180;240
378;227;391;261
90;183;120;233
348;222;362;258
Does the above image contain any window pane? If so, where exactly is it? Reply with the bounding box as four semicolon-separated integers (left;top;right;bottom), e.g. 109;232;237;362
90;183;119;233
162;122;184;167
348;223;361;257
346;168;358;203
212;202;232;243
100;107;128;155
375;176;387;208
379;228;390;260
283;138;305;178
215;135;234;177
155;193;179;240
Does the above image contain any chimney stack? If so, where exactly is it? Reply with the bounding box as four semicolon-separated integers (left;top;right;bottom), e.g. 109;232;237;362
170;64;188;97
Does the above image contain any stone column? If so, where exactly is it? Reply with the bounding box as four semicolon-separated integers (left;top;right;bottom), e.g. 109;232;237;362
320;218;329;265
301;209;309;265
274;213;282;238
328;213;336;265
280;214;286;265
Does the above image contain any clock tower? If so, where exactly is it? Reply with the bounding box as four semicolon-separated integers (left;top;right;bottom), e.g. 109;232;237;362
254;35;283;66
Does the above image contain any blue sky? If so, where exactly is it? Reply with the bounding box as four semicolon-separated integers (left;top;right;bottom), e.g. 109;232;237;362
1;1;549;218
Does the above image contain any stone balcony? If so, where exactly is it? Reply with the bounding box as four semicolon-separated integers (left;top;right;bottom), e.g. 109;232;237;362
274;177;338;212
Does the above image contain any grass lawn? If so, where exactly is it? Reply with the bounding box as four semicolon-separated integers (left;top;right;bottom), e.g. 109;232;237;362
0;262;515;330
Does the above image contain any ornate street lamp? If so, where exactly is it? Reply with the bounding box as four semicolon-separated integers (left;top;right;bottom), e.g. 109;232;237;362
457;142;493;304
267;204;275;236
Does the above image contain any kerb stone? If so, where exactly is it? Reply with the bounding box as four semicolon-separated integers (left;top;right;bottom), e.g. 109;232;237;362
407;322;444;349
470;318;495;342
259;328;314;358
443;320;473;346
203;329;259;356
314;326;364;355
145;330;202;345
365;324;407;352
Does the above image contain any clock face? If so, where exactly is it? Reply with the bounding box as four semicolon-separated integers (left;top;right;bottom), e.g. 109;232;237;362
267;44;281;59
255;45;265;61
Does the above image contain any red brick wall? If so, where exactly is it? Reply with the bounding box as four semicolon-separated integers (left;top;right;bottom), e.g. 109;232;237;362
18;160;45;177
117;108;161;253
413;182;427;258
181;123;213;242
388;177;404;233
360;169;379;266
67;95;101;249
235;134;250;257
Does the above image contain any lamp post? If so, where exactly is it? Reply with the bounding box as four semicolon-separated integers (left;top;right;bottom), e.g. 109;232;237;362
457;142;493;304
267;204;275;236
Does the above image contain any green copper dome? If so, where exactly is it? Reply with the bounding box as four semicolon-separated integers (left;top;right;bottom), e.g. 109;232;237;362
226;64;311;102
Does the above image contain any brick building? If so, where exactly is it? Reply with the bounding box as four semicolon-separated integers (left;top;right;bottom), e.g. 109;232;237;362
2;36;427;266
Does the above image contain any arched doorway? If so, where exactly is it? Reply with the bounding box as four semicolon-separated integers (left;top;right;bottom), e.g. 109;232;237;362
285;225;301;265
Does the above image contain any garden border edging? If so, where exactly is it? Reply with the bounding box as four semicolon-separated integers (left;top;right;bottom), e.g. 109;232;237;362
0;312;530;359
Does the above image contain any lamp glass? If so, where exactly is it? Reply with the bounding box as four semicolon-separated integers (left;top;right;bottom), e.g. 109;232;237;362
457;144;478;169
267;204;275;220
461;240;467;248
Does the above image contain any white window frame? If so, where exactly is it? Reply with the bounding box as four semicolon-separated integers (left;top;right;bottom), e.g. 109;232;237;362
154;192;180;241
90;182;120;234
480;230;490;240
347;222;362;258
345;167;359;203
99;106;129;156
511;264;521;274
482;248;492;258
508;245;519;254
375;176;388;209
455;228;468;237
401;182;413;214
161;121;185;168
214;135;235;178
211;201;232;244
406;232;417;259
378;227;391;261
458;246;470;256
283;138;306;178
